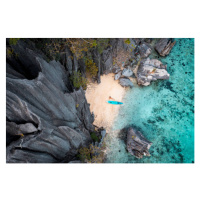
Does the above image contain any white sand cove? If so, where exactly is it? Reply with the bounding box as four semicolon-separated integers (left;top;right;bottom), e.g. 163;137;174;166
85;74;126;131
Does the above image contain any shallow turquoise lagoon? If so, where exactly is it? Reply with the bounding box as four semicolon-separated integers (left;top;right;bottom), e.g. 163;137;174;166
105;38;194;163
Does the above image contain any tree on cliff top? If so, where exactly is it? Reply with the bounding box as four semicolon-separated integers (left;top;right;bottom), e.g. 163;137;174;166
66;38;97;59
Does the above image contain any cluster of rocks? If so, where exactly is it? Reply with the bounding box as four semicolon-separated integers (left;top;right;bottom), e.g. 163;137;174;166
111;38;175;88
113;65;134;88
136;39;174;86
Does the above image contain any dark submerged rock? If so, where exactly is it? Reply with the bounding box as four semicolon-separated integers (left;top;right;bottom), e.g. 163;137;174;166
127;127;152;159
155;38;176;57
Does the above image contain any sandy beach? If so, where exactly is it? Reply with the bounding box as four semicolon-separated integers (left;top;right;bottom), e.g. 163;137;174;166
85;74;126;131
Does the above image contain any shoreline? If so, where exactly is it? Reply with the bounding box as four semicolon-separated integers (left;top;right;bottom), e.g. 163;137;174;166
85;73;126;132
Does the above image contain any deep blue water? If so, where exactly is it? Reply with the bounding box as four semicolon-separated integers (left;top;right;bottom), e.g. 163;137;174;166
105;38;194;163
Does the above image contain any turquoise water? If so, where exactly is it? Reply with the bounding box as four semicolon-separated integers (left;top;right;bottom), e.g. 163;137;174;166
105;38;194;163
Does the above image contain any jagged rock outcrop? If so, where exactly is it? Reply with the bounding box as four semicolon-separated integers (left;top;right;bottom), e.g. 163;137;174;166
137;58;170;86
122;66;133;77
99;129;106;147
138;42;152;58
155;38;176;56
127;127;152;159
101;48;113;74
112;65;121;74
6;40;94;163
119;77;134;88
114;71;122;80
144;38;152;43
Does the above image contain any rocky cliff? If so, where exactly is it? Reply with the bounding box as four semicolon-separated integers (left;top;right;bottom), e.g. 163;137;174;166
6;39;94;163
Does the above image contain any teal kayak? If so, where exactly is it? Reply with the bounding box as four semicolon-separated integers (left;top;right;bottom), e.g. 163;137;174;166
107;101;123;105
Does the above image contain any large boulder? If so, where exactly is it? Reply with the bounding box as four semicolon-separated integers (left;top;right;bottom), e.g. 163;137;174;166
122;66;133;77
137;58;170;86
138;42;152;58
114;71;122;80
119;77;134;88
127;127;152;159
155;38;176;56
6;40;94;163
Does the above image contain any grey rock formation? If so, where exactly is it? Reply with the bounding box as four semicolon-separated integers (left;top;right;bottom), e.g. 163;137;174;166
101;48;113;74
155;38;176;56
110;38;127;58
132;38;145;45
119;77;134;88
98;129;106;147
144;38;152;43
6;40;94;163
112;65;121;74
68;160;82;163
127;127;152;159
73;55;78;72
124;38;138;54
122;66;133;77
137;58;169;86
138;42;152;58
61;46;73;74
114;71;122;80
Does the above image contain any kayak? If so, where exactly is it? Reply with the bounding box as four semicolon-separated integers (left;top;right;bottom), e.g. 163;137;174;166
107;101;123;105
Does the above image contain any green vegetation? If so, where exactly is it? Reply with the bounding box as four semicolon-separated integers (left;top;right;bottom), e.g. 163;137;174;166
7;48;13;57
30;38;64;61
125;38;131;44
6;48;18;58
77;143;105;163
29;38;111;80
9;38;20;45
96;38;110;54
70;71;88;90
66;38;97;59
131;44;136;49
30;38;109;61
90;132;99;142
67;38;110;58
85;58;98;77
